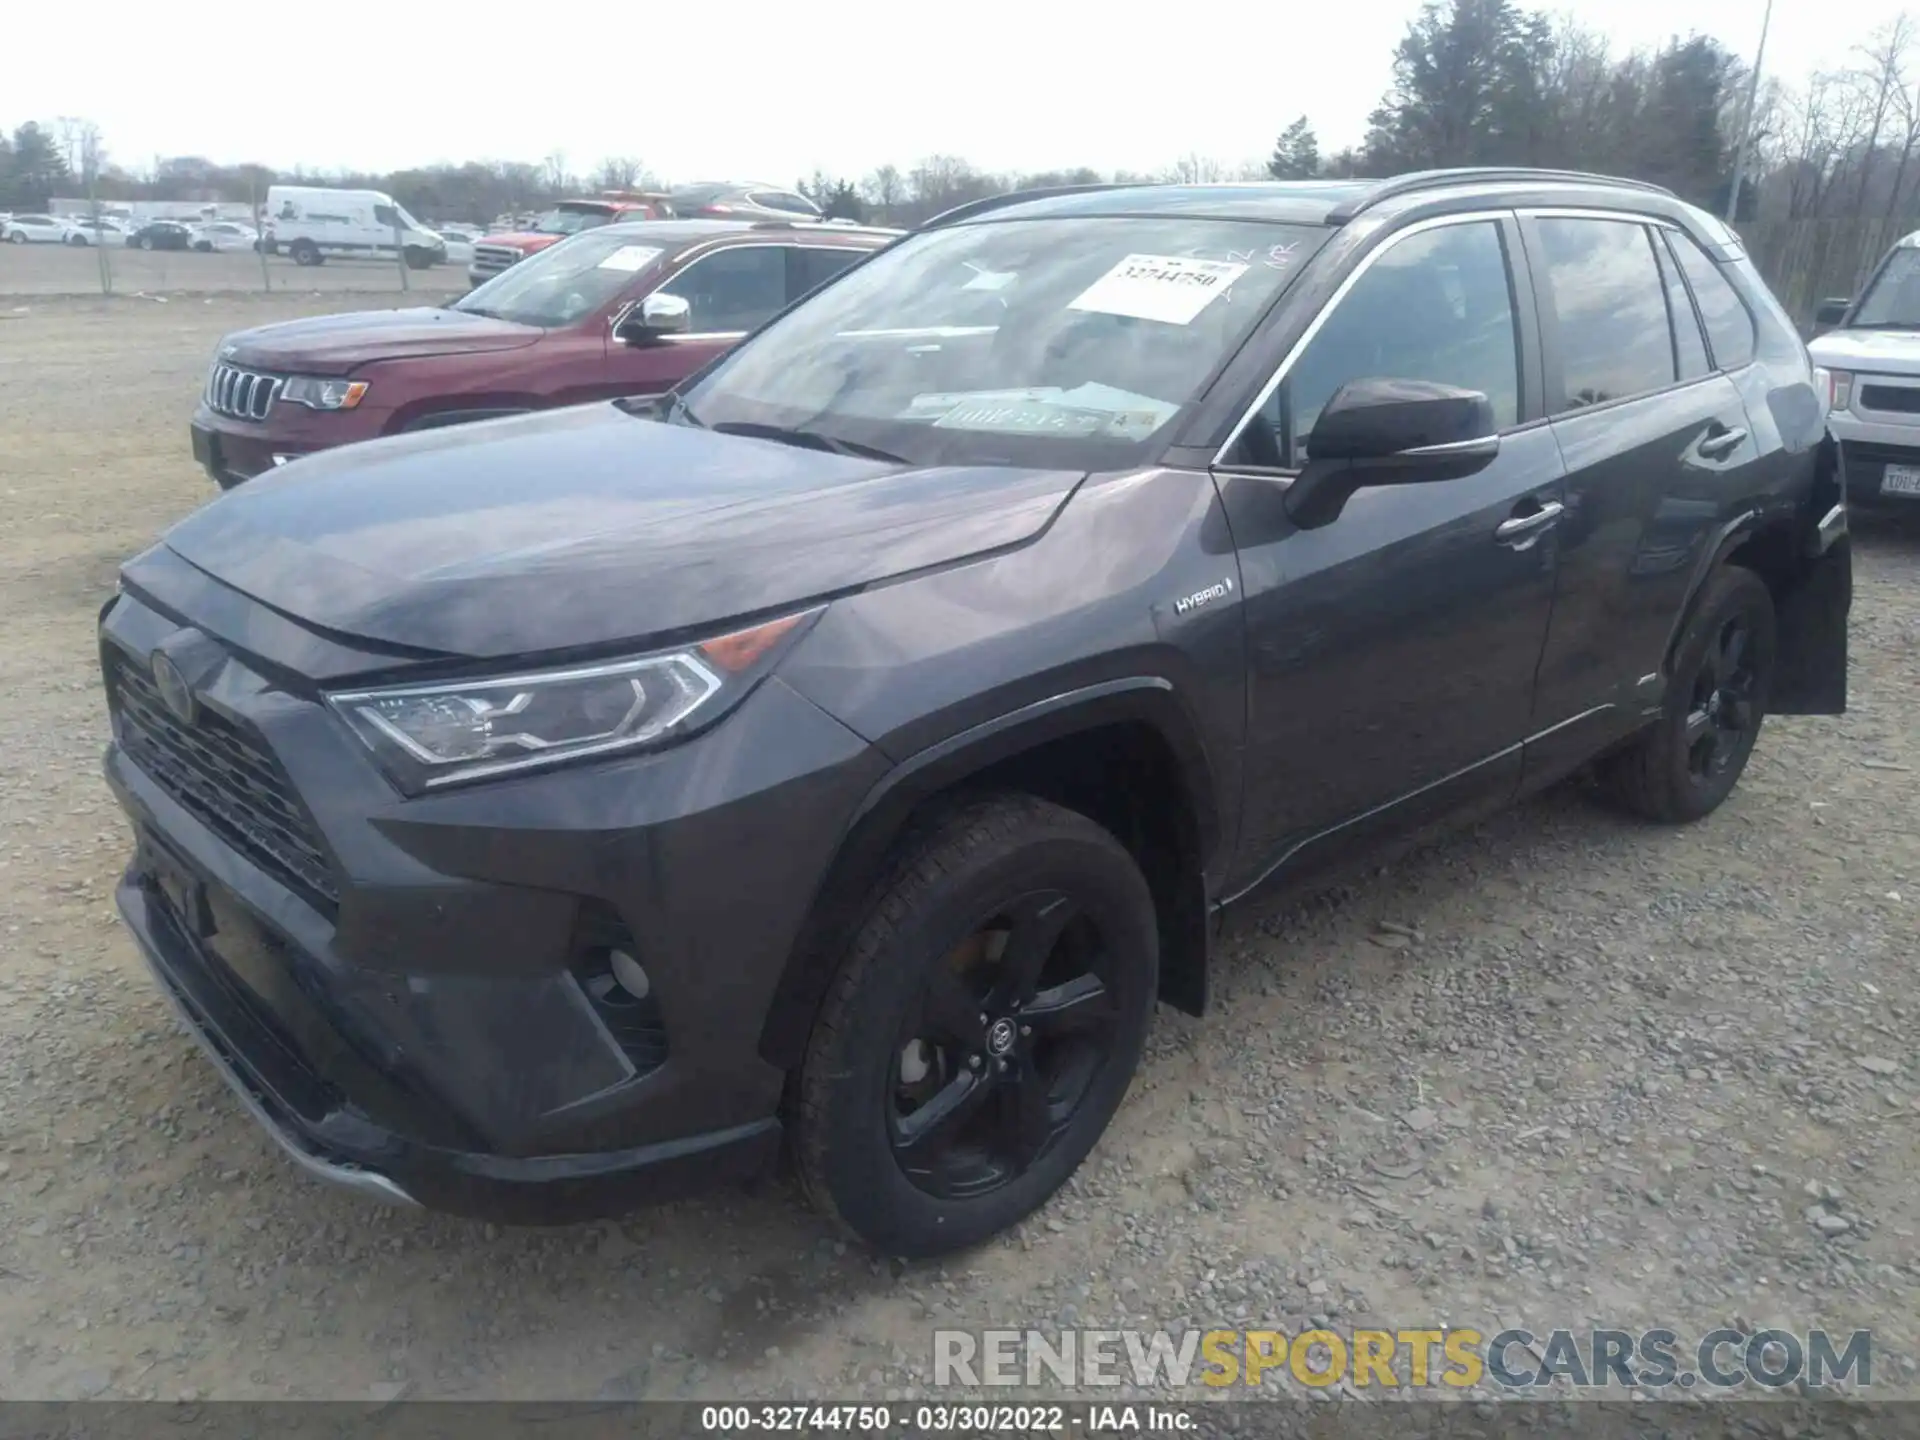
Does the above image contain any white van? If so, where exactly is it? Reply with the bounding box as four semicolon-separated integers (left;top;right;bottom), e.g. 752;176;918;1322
262;186;447;269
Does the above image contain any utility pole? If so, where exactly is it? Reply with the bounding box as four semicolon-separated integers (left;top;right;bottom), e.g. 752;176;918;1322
1726;0;1776;223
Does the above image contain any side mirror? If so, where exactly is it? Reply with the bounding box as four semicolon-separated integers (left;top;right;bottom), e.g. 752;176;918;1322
1285;377;1500;529
616;292;691;344
1814;297;1851;329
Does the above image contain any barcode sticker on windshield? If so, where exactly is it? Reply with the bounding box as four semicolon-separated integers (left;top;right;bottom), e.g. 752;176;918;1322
597;244;663;272
1068;254;1249;325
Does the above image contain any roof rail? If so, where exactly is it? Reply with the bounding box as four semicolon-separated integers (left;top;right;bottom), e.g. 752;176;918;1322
1326;168;1677;224
922;183;1130;229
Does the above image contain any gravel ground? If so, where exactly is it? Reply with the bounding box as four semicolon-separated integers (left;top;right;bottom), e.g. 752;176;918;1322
0;295;1916;1405
0;244;467;299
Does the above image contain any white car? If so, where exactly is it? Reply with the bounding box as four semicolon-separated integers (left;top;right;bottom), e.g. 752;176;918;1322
191;221;261;253
1809;228;1920;510
69;217;131;247
4;214;79;244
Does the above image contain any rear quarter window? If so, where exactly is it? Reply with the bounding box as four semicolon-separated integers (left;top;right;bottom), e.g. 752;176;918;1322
1668;230;1757;370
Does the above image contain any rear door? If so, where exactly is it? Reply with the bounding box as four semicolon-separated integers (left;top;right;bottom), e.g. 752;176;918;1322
1521;211;1765;777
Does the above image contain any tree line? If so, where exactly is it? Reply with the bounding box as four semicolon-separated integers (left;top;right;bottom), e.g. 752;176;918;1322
8;1;1920;228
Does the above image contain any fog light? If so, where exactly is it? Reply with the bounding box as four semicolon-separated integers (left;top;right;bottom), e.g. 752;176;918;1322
609;948;650;1001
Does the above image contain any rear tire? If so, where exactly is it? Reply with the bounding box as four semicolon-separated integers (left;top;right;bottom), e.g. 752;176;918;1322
796;795;1157;1258
1598;566;1776;824
137;236;154;251
7;231;26;244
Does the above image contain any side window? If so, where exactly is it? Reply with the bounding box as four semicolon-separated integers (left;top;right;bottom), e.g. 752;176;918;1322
1234;220;1520;467
658;245;789;333
1536;217;1674;410
793;247;865;297
373;203;400;228
1668;230;1757;370
1652;230;1710;381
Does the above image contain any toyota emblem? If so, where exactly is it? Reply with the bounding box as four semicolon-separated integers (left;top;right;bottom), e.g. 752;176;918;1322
150;652;197;725
986;1017;1018;1056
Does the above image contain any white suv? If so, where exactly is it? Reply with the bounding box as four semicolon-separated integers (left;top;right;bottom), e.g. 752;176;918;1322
4;214;79;244
1810;231;1920;509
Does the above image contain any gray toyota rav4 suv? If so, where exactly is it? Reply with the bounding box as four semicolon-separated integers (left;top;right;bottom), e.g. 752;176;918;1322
102;169;1851;1257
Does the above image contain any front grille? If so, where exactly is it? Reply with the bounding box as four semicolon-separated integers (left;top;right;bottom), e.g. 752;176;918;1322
471;244;521;277
1859;383;1920;415
205;363;284;422
109;654;340;913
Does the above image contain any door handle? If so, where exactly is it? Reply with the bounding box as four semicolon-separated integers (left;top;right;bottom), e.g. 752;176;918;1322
1697;427;1749;459
1495;500;1565;543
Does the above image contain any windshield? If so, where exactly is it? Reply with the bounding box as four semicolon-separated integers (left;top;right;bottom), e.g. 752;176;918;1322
1852;246;1920;327
530;205;616;236
453;229;665;328
677;216;1327;468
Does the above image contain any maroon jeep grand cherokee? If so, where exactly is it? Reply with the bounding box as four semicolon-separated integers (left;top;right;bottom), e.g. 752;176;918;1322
191;219;894;486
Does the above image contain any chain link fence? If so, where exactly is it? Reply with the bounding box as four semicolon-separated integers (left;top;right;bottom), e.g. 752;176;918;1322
2;195;472;301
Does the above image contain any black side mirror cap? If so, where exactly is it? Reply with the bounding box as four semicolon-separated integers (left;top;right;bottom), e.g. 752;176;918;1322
1285;377;1500;529
1814;298;1851;329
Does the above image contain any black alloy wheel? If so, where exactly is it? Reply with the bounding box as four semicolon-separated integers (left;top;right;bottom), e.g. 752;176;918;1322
1600;565;1776;823
889;888;1120;1200
1683;612;1760;785
798;795;1157;1257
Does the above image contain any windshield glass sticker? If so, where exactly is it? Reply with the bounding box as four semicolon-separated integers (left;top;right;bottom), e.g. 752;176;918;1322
597;244;663;272
1068;254;1249;326
961;265;1018;292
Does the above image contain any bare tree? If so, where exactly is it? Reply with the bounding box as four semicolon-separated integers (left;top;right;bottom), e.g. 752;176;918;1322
860;164;904;215
541;151;572;194
1851;16;1916;212
1166;153;1226;184
591;155;644;192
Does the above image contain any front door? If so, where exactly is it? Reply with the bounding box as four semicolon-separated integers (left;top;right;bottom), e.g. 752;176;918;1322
1215;214;1564;897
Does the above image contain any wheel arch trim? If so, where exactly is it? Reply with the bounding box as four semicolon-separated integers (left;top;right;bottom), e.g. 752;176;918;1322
756;676;1221;1069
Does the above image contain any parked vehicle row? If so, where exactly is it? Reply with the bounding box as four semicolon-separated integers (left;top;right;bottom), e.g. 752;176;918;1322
114;169;1850;1260
2;212;263;252
466;184;827;287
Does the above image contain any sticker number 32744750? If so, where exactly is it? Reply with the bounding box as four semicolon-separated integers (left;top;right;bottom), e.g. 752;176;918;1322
1068;254;1250;326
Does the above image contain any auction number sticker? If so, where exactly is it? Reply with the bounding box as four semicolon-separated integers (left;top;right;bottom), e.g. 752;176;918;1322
1068;253;1248;325
597;244;663;272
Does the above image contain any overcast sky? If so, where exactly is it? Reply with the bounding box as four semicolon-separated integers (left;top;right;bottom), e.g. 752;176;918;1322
8;0;1917;183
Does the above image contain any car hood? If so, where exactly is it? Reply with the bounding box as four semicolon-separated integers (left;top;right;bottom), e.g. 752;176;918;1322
476;231;565;253
1808;326;1920;376
219;307;543;374
157;404;1084;660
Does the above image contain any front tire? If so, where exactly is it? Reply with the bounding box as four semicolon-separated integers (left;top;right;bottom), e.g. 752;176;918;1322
290;239;321;266
796;795;1157;1258
1599;565;1776;823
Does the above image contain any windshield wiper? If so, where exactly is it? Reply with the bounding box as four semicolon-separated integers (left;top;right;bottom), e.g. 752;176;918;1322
709;420;906;465
1845;320;1920;330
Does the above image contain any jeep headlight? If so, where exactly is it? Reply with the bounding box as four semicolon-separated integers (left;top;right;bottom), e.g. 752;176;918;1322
282;376;369;411
327;609;819;792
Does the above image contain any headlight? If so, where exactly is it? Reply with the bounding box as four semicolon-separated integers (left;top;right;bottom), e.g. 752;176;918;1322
281;376;369;411
326;608;820;792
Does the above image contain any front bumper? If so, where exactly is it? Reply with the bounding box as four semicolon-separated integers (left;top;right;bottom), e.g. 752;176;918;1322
191;400;392;487
101;575;885;1220
1827;412;1920;506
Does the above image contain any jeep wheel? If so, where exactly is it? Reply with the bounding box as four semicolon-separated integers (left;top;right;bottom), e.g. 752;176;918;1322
796;796;1157;1258
1600;566;1776;824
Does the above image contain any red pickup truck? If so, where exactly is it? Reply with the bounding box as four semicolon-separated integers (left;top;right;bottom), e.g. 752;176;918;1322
190;219;895;487
466;194;675;287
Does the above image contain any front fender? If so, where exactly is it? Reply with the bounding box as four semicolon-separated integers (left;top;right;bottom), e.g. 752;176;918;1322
755;677;1220;1069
